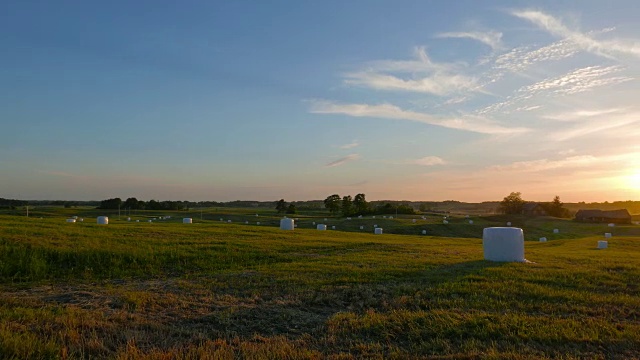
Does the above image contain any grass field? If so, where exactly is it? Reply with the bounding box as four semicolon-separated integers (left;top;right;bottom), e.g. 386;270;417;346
1;211;639;359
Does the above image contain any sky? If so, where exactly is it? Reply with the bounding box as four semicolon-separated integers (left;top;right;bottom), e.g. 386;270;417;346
1;0;639;202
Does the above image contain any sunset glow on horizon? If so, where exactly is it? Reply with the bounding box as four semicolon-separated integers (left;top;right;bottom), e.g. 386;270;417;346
1;1;639;203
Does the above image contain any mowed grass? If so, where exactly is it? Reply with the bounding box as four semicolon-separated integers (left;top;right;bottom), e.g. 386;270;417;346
0;215;639;359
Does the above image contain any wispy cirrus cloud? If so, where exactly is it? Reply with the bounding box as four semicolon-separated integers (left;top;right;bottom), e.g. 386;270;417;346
476;65;632;115
339;140;360;149
411;156;446;166
436;31;503;50
489;155;598;172
325;154;360;167
309;100;530;135
542;107;626;121
511;9;640;58
519;65;632;95
492;39;579;74
343;47;478;96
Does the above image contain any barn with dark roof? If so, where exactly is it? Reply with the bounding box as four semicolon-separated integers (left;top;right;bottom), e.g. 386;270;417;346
574;209;632;224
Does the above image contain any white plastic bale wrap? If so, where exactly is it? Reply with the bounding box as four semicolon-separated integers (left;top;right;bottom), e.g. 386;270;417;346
280;218;294;230
506;222;511;226
604;233;612;238
539;237;547;242
598;240;608;249
553;229;559;234
317;224;327;231
183;218;193;224
66;219;76;223
227;220;231;223
469;220;474;224
482;227;526;262
443;220;448;224
374;228;383;235
422;230;427;235
97;216;108;225
360;226;364;230
257;222;261;225
608;223;615;227
332;226;336;230
78;218;83;222
127;217;131;221
72;216;78;219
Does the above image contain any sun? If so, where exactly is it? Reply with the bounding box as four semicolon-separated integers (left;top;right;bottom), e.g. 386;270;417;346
625;170;640;190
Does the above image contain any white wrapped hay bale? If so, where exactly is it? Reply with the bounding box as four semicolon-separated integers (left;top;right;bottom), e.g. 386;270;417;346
539;237;547;242
604;233;612;238
374;228;383;235
506;222;511;226
317;224;327;231
257;222;261;225
97;216;108;225
360;226;364;230
66;219;76;223
608;223;615;227
443;220;448;224
332;225;336;230
469;220;473;224
483;227;525;262
183;218;192;224
422;230;427;235
127;217;131;221
78;218;83;222
553;229;559;234
598;240;608;249
280;218;294;230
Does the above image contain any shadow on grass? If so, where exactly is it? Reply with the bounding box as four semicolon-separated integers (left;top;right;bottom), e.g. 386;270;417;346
177;260;505;339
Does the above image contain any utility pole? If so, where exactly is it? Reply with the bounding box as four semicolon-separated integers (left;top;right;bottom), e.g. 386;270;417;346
26;206;29;218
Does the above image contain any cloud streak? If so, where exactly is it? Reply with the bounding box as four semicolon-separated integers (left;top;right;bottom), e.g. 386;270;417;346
436;31;503;50
325;154;360;167
340;141;360;149
511;9;640;58
411;156;446;166
343;47;479;96
309;100;530;135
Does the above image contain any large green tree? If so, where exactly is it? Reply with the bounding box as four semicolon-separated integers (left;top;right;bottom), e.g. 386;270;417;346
341;195;353;216
275;199;288;214
353;193;368;214
324;194;341;214
500;192;526;215
546;195;569;218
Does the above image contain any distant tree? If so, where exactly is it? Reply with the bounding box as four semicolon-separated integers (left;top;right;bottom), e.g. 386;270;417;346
500;192;525;215
544;195;569;218
275;199;288;214
353;193;368;214
124;197;140;210
341;195;353;217
99;197;122;210
286;203;297;214
324;194;341;214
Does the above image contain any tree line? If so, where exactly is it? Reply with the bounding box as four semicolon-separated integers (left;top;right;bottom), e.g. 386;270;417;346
499;192;570;217
274;194;416;217
98;197;189;211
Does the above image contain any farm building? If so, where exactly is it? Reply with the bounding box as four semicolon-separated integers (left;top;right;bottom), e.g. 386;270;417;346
574;209;632;224
521;203;548;216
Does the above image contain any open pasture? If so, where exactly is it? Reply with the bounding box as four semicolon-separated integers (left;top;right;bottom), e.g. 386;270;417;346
0;213;639;359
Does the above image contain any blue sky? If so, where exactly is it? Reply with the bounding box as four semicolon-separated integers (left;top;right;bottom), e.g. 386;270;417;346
2;1;639;202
